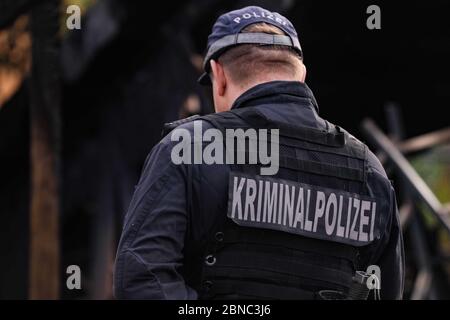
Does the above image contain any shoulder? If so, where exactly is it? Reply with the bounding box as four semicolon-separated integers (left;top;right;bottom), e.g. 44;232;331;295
365;147;389;179
339;127;388;180
161;116;216;145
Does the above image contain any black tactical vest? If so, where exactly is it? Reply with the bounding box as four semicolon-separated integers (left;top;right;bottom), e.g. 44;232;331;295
167;107;389;300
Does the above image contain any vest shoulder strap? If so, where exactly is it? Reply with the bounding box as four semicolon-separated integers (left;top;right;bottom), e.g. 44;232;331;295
200;108;366;160
161;114;201;137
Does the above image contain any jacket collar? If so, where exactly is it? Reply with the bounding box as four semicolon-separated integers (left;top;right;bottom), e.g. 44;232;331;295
230;81;319;113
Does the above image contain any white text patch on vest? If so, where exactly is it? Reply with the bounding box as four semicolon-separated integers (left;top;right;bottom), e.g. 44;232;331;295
227;172;380;246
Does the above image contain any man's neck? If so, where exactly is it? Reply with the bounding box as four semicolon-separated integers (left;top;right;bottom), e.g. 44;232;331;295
228;76;302;109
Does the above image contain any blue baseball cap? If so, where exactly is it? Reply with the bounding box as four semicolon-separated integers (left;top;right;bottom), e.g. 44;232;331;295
198;6;303;85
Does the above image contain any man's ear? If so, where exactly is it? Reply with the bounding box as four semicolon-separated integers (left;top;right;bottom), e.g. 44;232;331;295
300;63;307;83
210;60;226;96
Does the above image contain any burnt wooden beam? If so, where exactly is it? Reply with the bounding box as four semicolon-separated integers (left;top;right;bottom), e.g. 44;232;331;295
29;0;61;299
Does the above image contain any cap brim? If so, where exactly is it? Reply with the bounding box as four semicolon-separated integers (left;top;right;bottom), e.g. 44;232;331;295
198;72;211;86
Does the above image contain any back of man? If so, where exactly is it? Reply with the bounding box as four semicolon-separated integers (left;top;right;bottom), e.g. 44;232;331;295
114;6;404;300
179;81;403;300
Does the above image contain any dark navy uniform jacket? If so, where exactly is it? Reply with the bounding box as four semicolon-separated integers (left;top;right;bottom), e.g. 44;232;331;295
113;81;405;299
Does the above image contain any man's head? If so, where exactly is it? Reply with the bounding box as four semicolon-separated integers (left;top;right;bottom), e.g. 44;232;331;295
199;6;306;112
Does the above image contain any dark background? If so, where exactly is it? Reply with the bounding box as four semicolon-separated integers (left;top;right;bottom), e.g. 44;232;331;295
0;0;449;299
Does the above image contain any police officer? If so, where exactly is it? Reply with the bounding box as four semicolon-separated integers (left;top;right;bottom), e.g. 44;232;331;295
113;6;405;299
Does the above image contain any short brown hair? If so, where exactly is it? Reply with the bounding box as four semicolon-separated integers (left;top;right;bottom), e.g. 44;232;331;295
217;23;303;86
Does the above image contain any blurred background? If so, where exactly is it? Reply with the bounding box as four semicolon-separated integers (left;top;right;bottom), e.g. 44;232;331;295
0;0;449;299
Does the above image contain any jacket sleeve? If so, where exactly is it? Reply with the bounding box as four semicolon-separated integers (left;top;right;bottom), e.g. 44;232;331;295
113;139;197;299
373;186;405;300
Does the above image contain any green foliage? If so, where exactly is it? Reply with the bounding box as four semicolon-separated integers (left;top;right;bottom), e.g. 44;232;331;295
410;146;450;254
